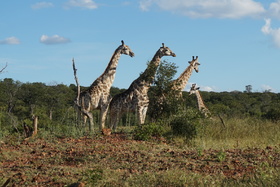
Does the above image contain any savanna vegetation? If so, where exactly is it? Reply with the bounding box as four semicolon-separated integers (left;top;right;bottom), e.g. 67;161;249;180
0;61;280;186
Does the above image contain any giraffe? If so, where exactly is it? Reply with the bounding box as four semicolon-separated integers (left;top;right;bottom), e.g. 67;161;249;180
170;56;200;97
109;43;176;130
189;83;211;117
154;56;200;111
78;40;134;131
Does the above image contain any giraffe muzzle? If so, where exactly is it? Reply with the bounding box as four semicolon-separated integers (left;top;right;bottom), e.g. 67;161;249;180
129;52;135;57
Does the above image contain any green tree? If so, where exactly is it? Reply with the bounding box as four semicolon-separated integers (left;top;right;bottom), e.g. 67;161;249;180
0;78;22;113
148;60;178;120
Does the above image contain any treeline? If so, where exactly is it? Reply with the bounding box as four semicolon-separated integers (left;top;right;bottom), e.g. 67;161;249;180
0;78;280;128
184;90;280;121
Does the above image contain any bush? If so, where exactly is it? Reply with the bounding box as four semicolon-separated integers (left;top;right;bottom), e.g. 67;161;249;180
262;108;280;122
169;109;201;141
133;122;164;141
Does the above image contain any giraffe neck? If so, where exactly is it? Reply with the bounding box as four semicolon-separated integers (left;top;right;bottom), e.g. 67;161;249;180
88;48;121;92
195;90;207;111
141;55;161;84
172;64;194;91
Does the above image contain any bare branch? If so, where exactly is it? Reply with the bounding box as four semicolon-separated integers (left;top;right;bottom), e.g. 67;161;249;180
0;62;8;73
72;58;80;104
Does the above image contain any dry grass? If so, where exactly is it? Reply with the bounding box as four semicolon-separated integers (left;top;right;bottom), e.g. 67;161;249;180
191;117;280;150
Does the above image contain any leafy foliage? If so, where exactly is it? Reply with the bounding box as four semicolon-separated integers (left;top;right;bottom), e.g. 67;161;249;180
148;60;178;119
133;122;164;141
169;108;201;141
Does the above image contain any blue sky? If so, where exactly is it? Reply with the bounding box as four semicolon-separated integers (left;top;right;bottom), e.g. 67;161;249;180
1;0;280;93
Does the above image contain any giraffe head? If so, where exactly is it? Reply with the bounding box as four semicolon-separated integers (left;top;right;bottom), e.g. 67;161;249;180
158;43;176;58
189;83;199;95
118;40;135;57
189;56;200;73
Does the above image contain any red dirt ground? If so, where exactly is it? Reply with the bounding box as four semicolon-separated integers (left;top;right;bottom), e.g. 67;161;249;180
1;133;279;186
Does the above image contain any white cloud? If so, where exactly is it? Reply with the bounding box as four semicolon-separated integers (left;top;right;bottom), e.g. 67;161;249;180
140;0;153;11
200;86;214;92
0;37;20;45
40;35;71;45
185;83;215;92
269;0;280;18
261;18;272;34
139;0;265;18
31;2;54;10
64;0;98;9
261;84;275;92
261;18;280;48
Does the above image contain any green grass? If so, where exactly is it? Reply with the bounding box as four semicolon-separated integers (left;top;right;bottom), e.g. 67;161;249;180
191;117;280;150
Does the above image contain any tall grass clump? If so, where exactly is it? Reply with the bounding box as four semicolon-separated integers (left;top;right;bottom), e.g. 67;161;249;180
194;116;280;149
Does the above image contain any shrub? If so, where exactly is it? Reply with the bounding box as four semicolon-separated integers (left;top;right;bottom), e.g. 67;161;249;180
133;122;164;141
262;108;280;122
169;109;201;141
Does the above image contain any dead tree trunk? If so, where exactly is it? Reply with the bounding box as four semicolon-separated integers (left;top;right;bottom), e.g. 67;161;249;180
72;58;94;128
72;58;81;126
32;116;38;137
72;58;80;106
23;115;38;138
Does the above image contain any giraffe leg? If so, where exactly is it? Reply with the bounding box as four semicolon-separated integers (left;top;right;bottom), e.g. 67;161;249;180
137;101;149;125
99;104;109;131
87;113;94;132
141;106;148;124
81;93;94;131
83;114;87;127
110;115;118;131
76;109;82;127
111;116;118;131
136;106;144;125
81;109;94;132
109;108;119;131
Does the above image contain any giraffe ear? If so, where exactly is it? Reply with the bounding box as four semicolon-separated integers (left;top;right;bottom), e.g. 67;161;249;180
197;87;200;90
121;40;124;45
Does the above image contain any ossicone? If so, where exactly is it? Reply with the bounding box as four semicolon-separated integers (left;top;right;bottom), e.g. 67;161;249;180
192;56;198;60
